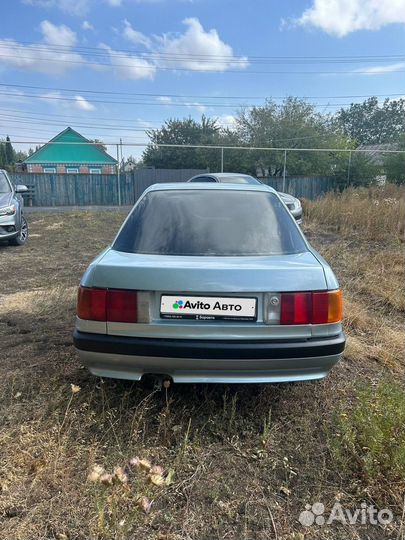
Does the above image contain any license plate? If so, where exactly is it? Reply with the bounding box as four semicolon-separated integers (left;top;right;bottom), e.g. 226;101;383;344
160;295;257;321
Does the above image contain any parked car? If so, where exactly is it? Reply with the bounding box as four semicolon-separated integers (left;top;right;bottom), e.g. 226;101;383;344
188;172;303;223
0;169;28;246
74;183;345;384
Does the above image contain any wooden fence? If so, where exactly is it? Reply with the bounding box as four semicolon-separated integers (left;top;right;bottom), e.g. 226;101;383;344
10;169;336;206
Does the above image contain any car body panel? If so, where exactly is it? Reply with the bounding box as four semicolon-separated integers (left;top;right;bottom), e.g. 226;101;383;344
0;170;27;242
74;182;344;383
76;350;342;383
85;250;327;292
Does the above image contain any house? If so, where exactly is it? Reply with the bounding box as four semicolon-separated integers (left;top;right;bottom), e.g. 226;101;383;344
356;143;394;167
22;127;117;174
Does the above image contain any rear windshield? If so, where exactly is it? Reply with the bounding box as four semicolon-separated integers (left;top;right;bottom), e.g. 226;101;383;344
113;189;307;256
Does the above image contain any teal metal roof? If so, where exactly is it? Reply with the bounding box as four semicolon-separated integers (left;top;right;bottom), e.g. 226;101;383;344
23;127;117;165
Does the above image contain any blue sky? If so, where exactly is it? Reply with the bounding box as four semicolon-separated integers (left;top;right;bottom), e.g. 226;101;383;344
0;0;404;158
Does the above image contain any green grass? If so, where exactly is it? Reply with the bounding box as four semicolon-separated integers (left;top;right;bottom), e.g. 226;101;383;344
327;380;405;505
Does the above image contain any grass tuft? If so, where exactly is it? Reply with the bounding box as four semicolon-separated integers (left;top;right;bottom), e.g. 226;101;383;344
327;380;405;506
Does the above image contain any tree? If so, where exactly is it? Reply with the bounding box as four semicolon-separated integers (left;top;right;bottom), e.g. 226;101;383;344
143;116;223;170
384;135;405;184
89;139;107;152
5;136;14;166
14;150;28;162
334;97;405;145
235;97;353;177
0;143;6;169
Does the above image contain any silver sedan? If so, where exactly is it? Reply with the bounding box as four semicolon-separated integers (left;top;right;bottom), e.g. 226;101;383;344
0;169;28;246
188;172;303;223
74;183;344;384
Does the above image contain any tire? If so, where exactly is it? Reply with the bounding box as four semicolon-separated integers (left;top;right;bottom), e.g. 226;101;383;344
9;215;28;246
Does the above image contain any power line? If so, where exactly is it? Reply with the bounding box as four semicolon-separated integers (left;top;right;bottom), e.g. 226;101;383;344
0;107;172;127
0;115;336;142
0;90;402;110
6;139;405;153
0;52;404;74
0;41;403;63
0;82;403;101
0;114;155;132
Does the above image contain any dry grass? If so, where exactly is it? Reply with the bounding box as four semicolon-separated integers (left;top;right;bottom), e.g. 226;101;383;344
0;189;404;540
303;184;405;241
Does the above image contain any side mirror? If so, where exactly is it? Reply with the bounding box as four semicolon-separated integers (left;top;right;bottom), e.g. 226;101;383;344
15;185;28;193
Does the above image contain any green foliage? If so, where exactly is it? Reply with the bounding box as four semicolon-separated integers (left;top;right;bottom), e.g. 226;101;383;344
142;97;402;188
235;97;336;176
327;381;405;490
143;116;224;170
335;97;405;144
5;136;14;165
384;134;405;185
0;136;26;171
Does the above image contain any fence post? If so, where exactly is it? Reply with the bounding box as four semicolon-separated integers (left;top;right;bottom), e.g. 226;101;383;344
221;147;224;172
282;149;287;192
347;150;352;185
116;144;121;206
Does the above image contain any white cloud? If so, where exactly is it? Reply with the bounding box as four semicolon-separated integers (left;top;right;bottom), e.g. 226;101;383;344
156;96;205;112
4;15;246;80
40;91;64;104
40;20;77;47
157;96;172;104
156;18;248;72
39;91;96;112
122;19;151;48
185;101;206;113
74;95;96;110
82;20;94;31
296;0;405;37
352;62;405;75
0;21;82;75
106;0;122;5
23;0;91;16
99;44;156;80
217;114;237;128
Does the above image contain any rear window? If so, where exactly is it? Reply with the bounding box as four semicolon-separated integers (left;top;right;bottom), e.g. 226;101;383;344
113;189;307;256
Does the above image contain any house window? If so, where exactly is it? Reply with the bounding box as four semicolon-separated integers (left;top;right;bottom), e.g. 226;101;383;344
43;167;56;173
66;167;79;173
89;168;101;174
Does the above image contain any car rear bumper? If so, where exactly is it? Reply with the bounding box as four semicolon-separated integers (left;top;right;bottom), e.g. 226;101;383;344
73;330;345;383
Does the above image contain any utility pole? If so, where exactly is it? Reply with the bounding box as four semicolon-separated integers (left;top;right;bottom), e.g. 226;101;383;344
282;149;287;192
221;147;224;172
347;150;352;185
116;144;121;206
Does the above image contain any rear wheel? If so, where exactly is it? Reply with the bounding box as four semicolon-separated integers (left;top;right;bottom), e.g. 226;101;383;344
9;215;28;246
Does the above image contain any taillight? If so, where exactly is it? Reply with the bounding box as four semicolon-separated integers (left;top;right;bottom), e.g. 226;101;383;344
77;287;106;321
280;290;342;325
280;292;312;325
107;289;138;323
77;286;138;323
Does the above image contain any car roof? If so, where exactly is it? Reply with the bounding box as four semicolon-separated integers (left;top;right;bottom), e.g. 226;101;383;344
189;172;261;182
198;172;254;179
144;182;277;195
